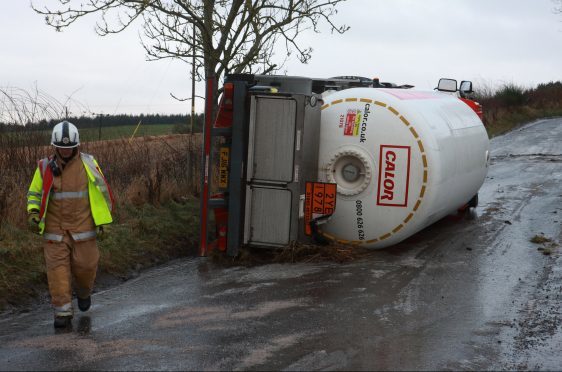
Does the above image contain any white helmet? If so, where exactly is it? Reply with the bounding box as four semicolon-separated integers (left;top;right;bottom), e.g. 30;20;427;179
51;121;80;148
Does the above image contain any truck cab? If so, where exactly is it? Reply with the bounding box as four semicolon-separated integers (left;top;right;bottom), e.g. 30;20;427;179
437;78;484;121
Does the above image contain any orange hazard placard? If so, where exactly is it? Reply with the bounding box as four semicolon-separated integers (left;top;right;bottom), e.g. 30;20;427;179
304;182;337;236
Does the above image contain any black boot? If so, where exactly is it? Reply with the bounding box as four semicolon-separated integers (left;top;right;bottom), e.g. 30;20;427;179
78;296;91;312
54;315;72;328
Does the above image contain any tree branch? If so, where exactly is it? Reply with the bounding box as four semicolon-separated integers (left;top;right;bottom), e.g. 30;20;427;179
31;0;351;106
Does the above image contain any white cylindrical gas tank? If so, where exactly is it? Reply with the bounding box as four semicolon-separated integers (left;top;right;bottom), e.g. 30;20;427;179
317;88;489;248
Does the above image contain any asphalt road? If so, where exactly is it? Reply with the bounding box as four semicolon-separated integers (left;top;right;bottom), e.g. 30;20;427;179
1;118;561;371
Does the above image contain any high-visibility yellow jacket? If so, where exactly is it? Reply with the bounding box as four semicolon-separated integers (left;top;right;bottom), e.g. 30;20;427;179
27;153;114;235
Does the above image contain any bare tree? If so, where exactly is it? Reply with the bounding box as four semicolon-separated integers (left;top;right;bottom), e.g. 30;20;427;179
0;85;85;126
32;0;349;105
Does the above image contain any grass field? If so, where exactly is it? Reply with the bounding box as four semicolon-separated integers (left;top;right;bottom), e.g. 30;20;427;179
73;124;176;141
3;124;179;143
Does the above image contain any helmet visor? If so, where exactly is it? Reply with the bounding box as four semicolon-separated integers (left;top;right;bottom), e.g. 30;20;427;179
52;141;79;148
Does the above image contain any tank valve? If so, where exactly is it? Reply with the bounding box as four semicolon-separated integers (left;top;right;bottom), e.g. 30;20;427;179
326;147;373;196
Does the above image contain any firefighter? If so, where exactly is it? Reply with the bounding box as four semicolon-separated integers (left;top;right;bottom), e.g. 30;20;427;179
27;121;114;328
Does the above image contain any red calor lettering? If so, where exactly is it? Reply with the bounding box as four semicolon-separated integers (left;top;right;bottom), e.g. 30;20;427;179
377;145;411;207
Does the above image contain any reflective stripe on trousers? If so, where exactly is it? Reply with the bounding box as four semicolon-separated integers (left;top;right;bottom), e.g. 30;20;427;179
72;231;97;241
54;302;73;316
44;230;97;242
44;233;64;242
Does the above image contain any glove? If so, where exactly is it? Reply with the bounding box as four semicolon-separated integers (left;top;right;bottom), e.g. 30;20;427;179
97;226;105;240
27;211;41;234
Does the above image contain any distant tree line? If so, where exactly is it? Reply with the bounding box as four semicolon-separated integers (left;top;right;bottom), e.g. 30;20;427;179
0;113;205;133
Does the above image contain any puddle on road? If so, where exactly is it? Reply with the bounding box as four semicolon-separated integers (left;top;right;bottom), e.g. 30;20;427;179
9;335;148;364
154;299;310;329
204;264;325;287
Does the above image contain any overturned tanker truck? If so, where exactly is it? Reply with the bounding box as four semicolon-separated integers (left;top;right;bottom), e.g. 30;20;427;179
199;75;489;256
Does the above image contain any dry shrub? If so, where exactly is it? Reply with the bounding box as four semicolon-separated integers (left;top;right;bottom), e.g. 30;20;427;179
526;81;562;109
209;241;374;267
0;128;48;227
530;235;552;244
272;241;374;263
81;134;202;202
0;131;202;228
474;80;562;135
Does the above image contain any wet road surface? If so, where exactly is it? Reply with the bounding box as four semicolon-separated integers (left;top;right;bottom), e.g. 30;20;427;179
1;118;561;371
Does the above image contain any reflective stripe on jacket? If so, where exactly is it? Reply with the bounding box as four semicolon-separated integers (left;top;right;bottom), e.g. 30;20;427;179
27;152;114;235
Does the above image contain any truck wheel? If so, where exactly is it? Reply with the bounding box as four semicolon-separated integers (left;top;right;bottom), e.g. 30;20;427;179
468;193;478;209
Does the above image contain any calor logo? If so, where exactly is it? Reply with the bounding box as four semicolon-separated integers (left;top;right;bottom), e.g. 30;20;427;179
377;145;411;207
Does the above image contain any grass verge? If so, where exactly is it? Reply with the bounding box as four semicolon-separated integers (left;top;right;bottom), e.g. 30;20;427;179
485;107;562;138
476;81;562;137
79;124;176;142
0;199;199;311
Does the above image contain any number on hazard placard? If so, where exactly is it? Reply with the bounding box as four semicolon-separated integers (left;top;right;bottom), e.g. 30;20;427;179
304;182;337;236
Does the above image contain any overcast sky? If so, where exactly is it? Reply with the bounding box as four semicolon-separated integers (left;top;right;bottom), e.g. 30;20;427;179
1;0;561;116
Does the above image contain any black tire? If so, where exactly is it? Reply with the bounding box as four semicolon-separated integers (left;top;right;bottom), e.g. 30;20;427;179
468;193;478;209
